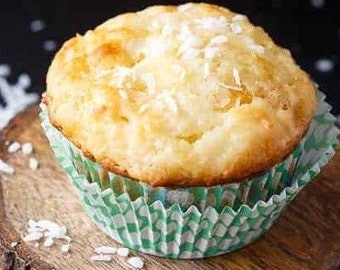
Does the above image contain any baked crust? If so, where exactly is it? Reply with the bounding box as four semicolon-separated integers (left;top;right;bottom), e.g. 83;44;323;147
44;3;317;187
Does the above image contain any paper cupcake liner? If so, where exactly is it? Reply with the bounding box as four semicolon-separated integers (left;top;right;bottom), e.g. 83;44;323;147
40;92;338;258
39;114;302;213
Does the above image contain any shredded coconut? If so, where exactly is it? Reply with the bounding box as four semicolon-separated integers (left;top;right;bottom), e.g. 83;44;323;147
249;44;265;54
90;254;112;262
116;247;129;257
0;68;38;129
23;231;43;242
95;246;117;254
0;64;11;77
203;47;220;59
310;0;325;8
30;19;46;33
315;58;334;73
0;159;14;174
233;68;241;86
23;219;71;252
204;63;210;79
234;96;241;107
219;82;243;91
95;69;111;79
157;91;178;114
171;64;183;73
244;37;265;54
43;237;54;247
138;103;151;114
210;35;228;44
230;23;242;34
177;24;202;58
181;48;200;60
180;69;186;80
162;23;174;36
214;93;230;108
8;142;21;153
29;157;39;171
150;21;161;30
61;244;70;253
22;142;33;155
195;16;227;32
118;89;128;100
43;40;57;52
232;14;246;22
141;73;156;94
178;3;192;12
113;67;135;87
127;257;144;269
176;24;193;42
18;73;31;89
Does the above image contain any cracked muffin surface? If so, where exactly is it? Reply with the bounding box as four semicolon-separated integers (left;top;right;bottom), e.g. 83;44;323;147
44;3;317;186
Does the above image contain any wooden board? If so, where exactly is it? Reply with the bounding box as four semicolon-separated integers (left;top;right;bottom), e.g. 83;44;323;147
0;106;339;270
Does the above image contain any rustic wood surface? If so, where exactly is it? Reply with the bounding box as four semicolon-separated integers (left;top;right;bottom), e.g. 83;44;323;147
0;106;339;270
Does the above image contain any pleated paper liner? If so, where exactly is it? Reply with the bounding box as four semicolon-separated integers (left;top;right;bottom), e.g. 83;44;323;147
40;92;338;258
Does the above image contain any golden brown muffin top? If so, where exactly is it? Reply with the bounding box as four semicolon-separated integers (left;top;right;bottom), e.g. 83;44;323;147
45;3;317;187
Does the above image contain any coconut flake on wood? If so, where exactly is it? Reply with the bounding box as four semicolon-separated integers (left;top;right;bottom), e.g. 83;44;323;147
61;244;70;253
23;219;72;252
0;159;14;174
8;142;21;153
127;256;144;269
23;231;43;242
22;142;33;155
95;246;117;254
29;157;39;171
90;254;112;262
116;247;130;257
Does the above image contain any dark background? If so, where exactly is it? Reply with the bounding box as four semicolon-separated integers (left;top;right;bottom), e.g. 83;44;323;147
0;0;339;112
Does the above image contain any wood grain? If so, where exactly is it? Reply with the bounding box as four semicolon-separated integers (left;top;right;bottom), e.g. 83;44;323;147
0;106;339;270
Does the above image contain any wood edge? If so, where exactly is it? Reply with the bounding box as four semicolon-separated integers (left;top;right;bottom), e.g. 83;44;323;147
0;105;52;270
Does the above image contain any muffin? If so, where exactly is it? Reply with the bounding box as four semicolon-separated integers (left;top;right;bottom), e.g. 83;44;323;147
40;3;338;258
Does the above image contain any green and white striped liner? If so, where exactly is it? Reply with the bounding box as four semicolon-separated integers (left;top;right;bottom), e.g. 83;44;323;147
40;92;338;258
